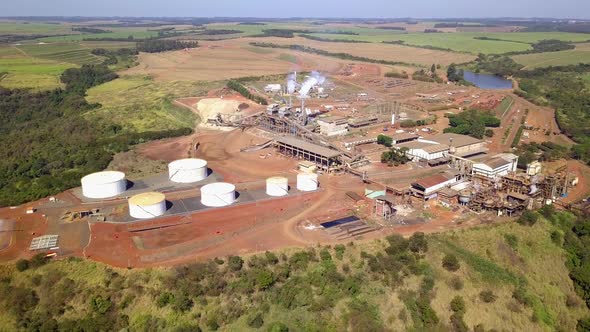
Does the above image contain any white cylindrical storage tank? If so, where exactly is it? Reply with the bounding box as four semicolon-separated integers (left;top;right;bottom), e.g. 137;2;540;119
297;173;319;192
266;176;289;197
81;171;126;199
201;182;236;207
128;192;166;219
168;158;208;183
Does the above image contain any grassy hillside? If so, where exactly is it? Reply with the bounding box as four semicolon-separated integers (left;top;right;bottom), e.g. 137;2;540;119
513;43;590;69
85;76;221;132
1;216;587;331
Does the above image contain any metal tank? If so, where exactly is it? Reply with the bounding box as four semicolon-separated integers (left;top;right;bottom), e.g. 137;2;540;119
201;182;236;207
81;171;126;199
128;192;166;219
168;158;208;183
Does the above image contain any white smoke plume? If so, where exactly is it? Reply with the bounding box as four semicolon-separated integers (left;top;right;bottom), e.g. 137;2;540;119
286;71;297;94
299;71;326;97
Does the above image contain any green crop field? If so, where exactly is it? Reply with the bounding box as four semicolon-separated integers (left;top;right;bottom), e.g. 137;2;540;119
0;22;74;35
512;43;590;68
17;43;104;65
298;31;590;54
0;45;73;90
39;30;158;42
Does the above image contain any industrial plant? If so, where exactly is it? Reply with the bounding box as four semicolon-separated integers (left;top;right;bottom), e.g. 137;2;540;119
10;69;585;269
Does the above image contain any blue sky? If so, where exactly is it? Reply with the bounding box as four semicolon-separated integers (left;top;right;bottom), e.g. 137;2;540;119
2;0;589;19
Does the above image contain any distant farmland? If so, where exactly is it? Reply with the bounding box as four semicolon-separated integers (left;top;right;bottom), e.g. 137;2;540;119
246;36;475;66
17;43;103;65
300;31;590;54
512;43;590;69
0;45;72;90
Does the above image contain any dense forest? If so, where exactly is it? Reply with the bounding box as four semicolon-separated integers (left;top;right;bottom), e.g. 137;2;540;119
515;64;590;163
444;109;500;139
136;40;198;53
0;65;193;206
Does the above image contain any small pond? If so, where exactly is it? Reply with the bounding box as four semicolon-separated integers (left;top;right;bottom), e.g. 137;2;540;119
463;70;513;89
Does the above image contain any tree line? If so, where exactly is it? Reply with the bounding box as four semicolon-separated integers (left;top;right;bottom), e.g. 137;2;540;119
136;40;198;53
227;80;268;105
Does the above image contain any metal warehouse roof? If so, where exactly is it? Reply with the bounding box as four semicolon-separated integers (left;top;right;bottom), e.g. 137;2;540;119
390;132;419;142
428;133;483;148
412;173;456;190
421;144;450;154
275;136;342;158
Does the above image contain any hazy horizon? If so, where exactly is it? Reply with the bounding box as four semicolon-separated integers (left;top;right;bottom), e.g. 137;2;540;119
2;0;590;20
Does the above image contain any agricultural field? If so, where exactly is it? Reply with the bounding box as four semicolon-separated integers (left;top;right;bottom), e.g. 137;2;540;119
38;30;158;42
512;42;590;69
0;45;72;90
121;43;295;81
300;31;590;54
243;36;476;66
85;75;221;132
0;22;74;35
17;43;104;65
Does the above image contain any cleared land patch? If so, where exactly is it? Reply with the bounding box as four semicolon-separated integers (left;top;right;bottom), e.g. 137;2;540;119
513;42;590;69
247;36;475;66
122;45;293;81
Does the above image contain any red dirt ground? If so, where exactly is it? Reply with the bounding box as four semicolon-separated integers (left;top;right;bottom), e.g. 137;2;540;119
85;191;323;267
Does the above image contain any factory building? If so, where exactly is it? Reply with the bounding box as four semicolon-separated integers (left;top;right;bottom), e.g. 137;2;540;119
390;132;420;145
274;136;342;170
342;136;377;150
317;116;349;137
348;115;379;128
411;172;460;200
472;153;518;178
395;141;450;164
423;133;486;158
264;84;282;93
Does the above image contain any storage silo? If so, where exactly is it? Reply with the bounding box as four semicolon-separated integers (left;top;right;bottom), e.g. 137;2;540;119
128;192;166;219
81;171;126;199
201;183;236;207
297;173;319;192
168;158;208;183
266;176;289;197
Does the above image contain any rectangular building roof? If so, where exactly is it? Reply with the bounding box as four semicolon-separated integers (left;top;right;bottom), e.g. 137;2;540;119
391;132;420;142
275;136;342;158
428;133;483;148
422;144;450;154
412;173;456;190
317;116;348;125
396;141;433;150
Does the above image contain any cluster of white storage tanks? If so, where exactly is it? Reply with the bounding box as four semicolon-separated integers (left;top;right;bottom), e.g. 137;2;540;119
168;158;208;183
128;192;167;219
81;158;320;220
81;171;127;199
201;182;236;207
